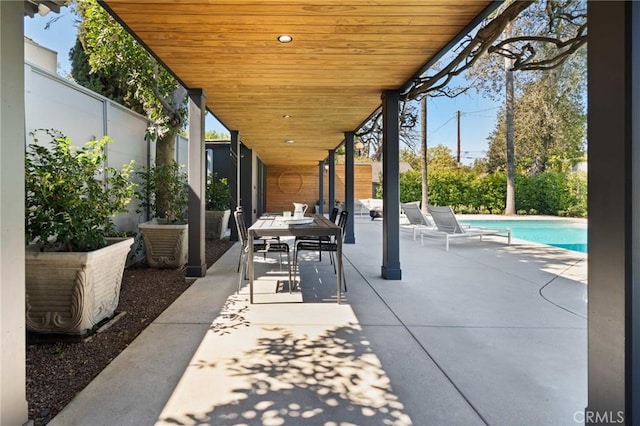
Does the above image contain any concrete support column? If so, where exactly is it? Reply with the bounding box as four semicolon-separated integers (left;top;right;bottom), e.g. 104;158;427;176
240;144;253;220
344;132;356;244
318;161;325;214
328;150;336;212
381;90;401;280
587;2;639;422
229;130;239;241
186;89;207;277
0;2;29;424
256;159;266;217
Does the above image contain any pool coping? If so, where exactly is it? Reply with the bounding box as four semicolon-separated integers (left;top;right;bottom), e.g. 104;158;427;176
456;214;587;223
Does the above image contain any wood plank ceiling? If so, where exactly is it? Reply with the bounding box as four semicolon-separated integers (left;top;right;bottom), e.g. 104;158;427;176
102;0;494;166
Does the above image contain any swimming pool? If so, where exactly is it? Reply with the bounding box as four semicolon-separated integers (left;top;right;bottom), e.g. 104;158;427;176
457;219;588;253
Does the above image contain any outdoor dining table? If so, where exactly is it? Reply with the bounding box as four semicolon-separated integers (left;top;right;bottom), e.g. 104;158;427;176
248;213;343;304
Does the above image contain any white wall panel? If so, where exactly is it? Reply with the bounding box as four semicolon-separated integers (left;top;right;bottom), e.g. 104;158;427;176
106;103;149;231
25;65;103;146
24;63;157;232
176;134;188;171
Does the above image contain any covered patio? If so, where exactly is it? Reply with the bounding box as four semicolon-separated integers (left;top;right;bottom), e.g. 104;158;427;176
49;218;587;425
2;1;639;424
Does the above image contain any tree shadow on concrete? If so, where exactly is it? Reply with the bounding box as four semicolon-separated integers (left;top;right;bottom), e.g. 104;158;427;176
160;323;411;425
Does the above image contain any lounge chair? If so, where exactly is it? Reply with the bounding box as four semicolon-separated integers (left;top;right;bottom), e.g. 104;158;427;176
354;199;370;218
421;204;511;251
401;202;436;240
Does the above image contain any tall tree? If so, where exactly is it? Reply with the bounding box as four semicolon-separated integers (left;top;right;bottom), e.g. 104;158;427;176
389;0;586;216
205;129;229;140
69;37;145;114
504;21;516;215
420;97;429;213
73;0;186;167
485;74;586;174
428;145;459;170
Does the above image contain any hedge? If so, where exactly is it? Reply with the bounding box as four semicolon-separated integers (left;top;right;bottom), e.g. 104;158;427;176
383;169;587;217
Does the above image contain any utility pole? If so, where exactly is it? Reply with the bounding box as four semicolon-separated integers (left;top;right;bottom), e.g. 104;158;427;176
456;110;461;163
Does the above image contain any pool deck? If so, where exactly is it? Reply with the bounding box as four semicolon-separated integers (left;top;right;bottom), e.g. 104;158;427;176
50;215;587;426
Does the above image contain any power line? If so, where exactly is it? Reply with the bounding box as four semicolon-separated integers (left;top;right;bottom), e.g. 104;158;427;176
427;114;457;138
462;106;501;115
429;106;499;138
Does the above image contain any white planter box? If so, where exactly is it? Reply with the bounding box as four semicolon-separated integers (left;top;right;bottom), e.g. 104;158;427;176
25;237;134;336
205;209;231;239
138;220;188;269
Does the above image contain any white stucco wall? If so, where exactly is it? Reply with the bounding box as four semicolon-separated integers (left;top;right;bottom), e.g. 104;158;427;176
24;36;57;73
24;62;152;232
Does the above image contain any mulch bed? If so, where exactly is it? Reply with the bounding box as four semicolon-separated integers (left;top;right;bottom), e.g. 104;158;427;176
26;238;234;425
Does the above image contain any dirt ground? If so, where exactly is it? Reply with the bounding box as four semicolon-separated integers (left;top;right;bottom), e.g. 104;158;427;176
26;238;235;425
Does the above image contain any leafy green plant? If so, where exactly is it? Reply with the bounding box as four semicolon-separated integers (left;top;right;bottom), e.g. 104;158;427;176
389;165;586;217
206;172;230;211
136;162;188;223
25;129;135;252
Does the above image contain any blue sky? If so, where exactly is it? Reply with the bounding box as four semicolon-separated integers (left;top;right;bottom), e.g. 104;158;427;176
24;7;500;164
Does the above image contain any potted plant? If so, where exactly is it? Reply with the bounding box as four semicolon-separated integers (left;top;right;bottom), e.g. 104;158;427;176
25;129;135;336
205;172;231;239
136;161;189;268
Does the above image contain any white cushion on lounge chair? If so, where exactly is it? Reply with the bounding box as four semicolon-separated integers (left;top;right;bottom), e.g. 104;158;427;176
355;198;384;218
401;202;436;240
354;199;370;218
421;204;511;251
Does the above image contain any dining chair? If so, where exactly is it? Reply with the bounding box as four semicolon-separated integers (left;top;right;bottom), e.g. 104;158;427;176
235;206;280;273
294;210;348;292
293;207;339;262
234;208;293;294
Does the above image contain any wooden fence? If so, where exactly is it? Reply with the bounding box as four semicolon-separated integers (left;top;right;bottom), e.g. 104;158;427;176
266;163;373;213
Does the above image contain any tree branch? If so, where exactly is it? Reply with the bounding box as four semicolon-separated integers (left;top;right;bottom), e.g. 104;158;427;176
489;21;587;71
404;1;534;100
403;0;586;100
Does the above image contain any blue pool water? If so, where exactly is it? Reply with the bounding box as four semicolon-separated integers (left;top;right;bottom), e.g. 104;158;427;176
457;219;588;253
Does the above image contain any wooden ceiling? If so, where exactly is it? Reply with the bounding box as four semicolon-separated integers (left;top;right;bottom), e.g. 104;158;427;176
102;0;494;166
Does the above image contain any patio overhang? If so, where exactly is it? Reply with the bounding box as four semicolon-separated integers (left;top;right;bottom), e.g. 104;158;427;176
23;0;66;17
100;0;497;166
3;1;640;423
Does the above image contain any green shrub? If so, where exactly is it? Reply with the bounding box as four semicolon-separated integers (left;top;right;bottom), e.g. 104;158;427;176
25;129;135;252
386;164;587;218
563;171;587;217
399;170;422;202
206;172;231;211
136;162;188;223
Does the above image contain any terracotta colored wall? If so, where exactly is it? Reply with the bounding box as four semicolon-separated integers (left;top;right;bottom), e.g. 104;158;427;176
266;163;372;213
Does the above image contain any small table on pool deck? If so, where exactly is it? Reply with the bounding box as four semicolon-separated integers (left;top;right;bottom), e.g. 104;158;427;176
248;214;344;304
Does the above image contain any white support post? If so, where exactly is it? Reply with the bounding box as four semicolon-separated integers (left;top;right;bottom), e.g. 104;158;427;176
0;2;29;424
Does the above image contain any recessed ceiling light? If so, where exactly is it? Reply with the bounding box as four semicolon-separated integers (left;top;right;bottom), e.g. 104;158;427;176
277;34;293;43
285;139;295;144
282;114;291;118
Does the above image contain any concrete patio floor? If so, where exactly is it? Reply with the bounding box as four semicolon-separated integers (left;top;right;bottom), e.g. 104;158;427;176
50;216;587;426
